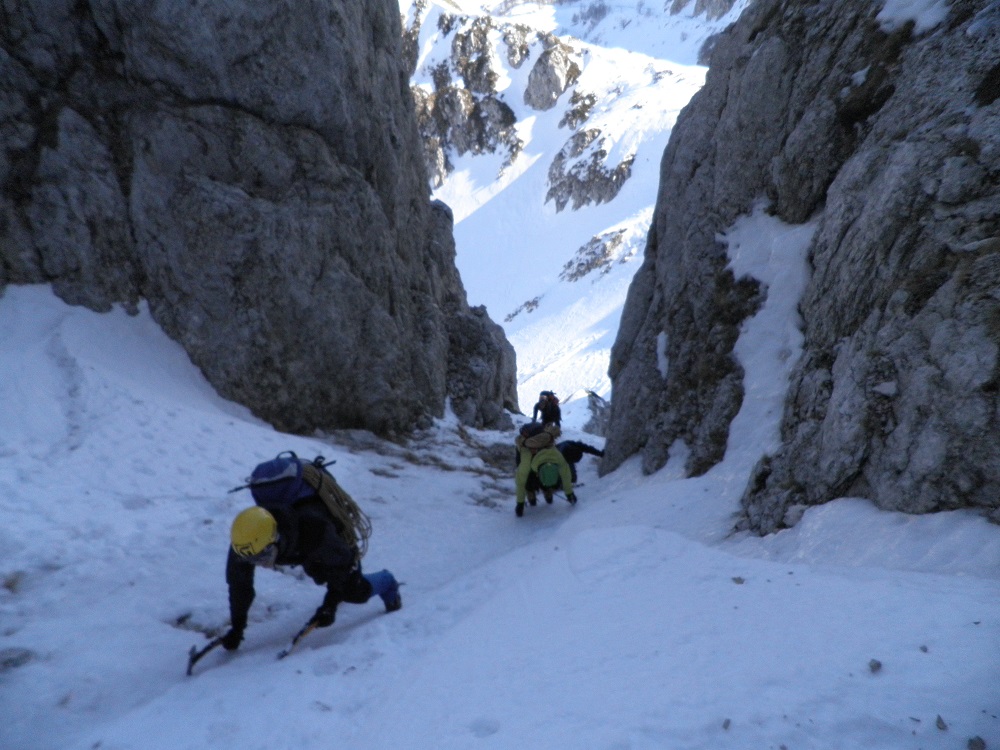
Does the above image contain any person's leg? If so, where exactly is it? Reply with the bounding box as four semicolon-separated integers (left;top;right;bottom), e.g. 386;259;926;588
515;448;533;516
341;568;374;604
525;471;540;506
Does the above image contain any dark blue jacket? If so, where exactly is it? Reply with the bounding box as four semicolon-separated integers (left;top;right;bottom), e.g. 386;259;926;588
226;498;366;631
532;398;561;425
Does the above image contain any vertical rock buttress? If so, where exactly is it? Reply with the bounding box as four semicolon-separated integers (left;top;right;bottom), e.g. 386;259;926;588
0;0;517;434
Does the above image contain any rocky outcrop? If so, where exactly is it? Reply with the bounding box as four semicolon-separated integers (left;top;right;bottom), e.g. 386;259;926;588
0;0;517;436
523;37;581;111
583;389;611;437
546;128;634;212
669;0;742;22
603;0;1000;530
428;200;518;429
560;228;630;282
405;7;626;211
405;11;524;188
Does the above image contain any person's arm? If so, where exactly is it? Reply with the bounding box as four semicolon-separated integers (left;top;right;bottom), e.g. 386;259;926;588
313;586;341;627
581;442;604;457
514;435;525;470
224;548;256;648
296;515;357;626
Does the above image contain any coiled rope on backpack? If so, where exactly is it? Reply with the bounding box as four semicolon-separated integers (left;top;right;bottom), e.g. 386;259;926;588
302;459;372;563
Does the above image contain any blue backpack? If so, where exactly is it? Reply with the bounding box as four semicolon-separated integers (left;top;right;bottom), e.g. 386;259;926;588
230;451;372;561
247;451;317;506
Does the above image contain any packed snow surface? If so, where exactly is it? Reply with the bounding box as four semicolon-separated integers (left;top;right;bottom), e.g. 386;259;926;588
2;255;997;750
2;2;997;748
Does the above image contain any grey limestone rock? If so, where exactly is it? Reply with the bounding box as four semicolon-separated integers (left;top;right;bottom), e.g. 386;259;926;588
404;11;524;188
546;128;635;212
603;0;1000;531
523;37;581;112
582;389;611;437
670;0;742;22
406;9;596;197
560;228;630;282
1;0;516;436
427;200;519;430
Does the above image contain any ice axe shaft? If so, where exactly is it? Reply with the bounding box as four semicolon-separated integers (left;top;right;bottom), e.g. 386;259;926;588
277;619;319;660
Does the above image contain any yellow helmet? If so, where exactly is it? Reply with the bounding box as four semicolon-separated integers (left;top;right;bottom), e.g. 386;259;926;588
231;507;278;559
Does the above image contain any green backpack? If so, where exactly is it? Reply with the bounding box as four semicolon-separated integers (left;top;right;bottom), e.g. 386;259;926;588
537;462;561;489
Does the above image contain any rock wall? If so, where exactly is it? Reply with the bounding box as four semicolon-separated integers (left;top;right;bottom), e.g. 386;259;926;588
603;0;1000;531
0;0;517;435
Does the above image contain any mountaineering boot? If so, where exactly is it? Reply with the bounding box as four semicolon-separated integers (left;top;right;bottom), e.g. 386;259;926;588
515;502;525;517
365;569;402;612
543;489;554;504
527;491;537;506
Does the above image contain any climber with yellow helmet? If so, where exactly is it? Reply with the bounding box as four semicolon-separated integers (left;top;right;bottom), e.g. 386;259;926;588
220;457;401;653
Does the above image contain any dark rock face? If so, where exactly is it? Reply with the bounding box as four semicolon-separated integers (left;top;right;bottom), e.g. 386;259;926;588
603;0;1000;531
0;0;517;435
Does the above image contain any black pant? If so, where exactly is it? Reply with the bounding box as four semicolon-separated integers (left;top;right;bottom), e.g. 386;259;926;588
340;567;374;604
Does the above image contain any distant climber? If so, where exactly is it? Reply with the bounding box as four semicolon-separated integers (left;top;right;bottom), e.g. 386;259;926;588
531;390;562;428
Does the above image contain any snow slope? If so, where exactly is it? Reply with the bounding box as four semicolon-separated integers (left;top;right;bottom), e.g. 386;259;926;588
2;213;997;748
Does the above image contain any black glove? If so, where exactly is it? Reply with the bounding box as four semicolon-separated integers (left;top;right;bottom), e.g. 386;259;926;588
221;627;244;651
566;493;577;505
313;605;336;628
